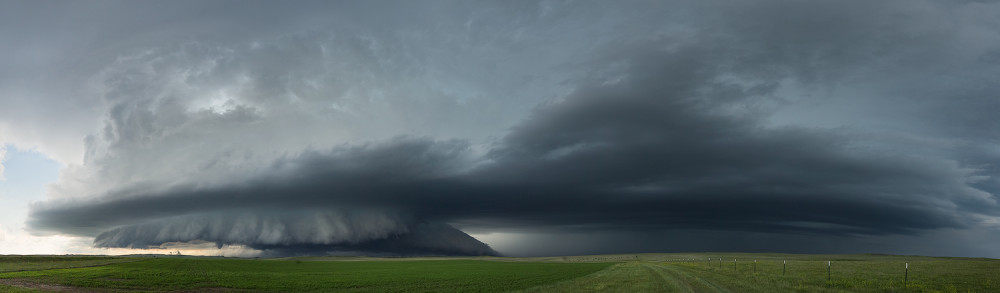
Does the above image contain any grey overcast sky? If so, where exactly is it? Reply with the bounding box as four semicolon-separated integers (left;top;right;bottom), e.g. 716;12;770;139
2;0;1000;257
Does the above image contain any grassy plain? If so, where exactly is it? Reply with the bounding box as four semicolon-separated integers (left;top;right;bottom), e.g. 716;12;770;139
526;253;1000;292
0;253;997;292
0;257;609;292
0;255;136;273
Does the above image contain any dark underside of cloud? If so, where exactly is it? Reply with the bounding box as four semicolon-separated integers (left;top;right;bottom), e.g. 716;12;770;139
93;214;498;256
21;0;1000;256
29;43;995;255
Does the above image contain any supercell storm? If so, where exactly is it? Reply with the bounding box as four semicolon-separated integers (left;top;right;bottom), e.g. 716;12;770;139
9;0;1000;256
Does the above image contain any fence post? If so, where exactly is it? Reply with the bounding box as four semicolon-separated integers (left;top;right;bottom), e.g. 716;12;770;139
754;259;757;274
904;263;908;287
827;261;831;281
734;258;737;272
782;260;786;275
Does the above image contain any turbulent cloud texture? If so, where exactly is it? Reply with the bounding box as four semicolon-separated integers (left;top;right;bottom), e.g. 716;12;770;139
5;0;1000;256
92;211;497;256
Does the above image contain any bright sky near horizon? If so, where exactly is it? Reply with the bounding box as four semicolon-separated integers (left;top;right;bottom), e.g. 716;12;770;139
2;0;1000;258
0;146;65;254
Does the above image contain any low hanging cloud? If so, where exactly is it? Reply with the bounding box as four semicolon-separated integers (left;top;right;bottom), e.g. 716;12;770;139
30;41;998;255
30;138;497;256
16;0;1000;256
92;211;497;256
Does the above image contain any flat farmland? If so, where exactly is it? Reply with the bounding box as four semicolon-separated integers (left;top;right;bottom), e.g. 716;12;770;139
1;253;997;292
0;257;609;292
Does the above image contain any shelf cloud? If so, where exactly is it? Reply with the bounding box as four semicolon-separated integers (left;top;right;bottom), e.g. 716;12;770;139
5;0;1000;256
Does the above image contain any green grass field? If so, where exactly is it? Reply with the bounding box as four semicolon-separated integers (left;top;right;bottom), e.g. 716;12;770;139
526;253;1000;292
0;253;997;292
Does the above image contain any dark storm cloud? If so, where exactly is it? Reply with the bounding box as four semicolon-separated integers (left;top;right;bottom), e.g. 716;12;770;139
92;212;497;256
17;0;1000;256
30;39;997;253
29;137;475;236
462;63;983;235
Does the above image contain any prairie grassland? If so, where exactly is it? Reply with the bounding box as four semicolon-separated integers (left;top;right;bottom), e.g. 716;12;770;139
0;257;610;292
0;253;997;292
667;254;1000;293
0;255;136;273
526;253;1000;292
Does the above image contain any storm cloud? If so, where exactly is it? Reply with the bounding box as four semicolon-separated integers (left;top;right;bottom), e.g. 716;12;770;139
7;0;1000;256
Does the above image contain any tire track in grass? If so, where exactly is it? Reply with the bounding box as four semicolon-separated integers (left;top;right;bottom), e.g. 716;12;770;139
517;262;689;292
0;278;105;292
640;263;694;293
518;262;740;293
0;259;153;293
646;263;733;293
0;258;145;274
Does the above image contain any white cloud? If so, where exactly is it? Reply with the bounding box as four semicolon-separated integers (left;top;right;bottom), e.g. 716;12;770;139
0;144;6;181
